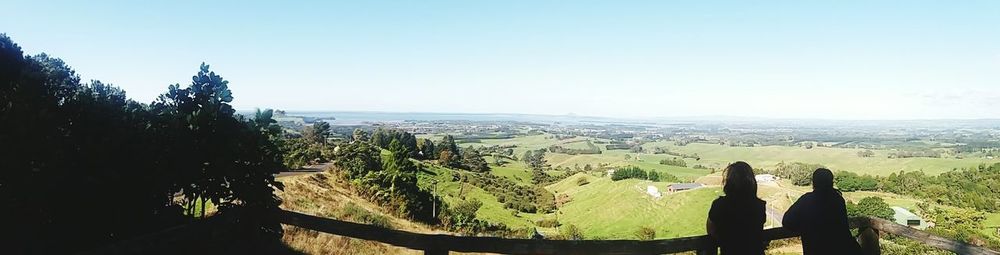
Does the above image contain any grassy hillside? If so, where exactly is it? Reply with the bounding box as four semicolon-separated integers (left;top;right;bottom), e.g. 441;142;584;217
486;159;534;186
545;173;720;239
277;172;433;254
983;213;1000;238
417;163;545;229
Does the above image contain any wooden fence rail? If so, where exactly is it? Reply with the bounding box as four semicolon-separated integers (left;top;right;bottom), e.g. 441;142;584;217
277;210;1000;255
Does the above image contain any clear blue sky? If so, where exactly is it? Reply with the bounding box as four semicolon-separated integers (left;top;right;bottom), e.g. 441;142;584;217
4;1;999;119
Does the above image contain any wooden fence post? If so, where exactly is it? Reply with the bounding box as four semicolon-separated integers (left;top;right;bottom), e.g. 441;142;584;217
696;247;718;255
424;249;447;255
859;225;881;255
696;236;718;255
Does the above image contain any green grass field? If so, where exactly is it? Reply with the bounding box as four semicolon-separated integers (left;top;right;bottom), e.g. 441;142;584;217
545;173;720;239
983;213;1000;238
558;139;597;150
487;158;534;186
645;141;998;176
459;134;564;156
461;134;711;182
417;164;545;229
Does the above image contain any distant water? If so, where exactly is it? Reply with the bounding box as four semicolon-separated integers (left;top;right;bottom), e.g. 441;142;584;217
242;111;1000;128
282;111;616;125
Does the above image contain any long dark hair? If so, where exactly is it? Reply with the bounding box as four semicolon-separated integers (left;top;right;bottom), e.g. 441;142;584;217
722;161;760;200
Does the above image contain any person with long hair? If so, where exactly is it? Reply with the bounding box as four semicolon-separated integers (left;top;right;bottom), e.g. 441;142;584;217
706;161;767;255
782;168;862;255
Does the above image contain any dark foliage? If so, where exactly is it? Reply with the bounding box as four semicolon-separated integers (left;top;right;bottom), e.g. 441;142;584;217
0;34;285;254
879;164;1000;212
547;140;601;155
610;166;677;182
461;171;541;213
761;162;825;186
658;157;688;167
834;171;879;192
332;139;437;223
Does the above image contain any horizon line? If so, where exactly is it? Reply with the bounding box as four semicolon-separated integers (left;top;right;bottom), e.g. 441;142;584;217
238;109;1000;122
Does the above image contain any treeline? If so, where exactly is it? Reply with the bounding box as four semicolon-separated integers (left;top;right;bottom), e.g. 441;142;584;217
759;162;826;186
370;128;419;158
954;141;1000;153
880;165;1000;212
478;144;517;160
452;133;516;143
610;166;678;182
432;135;490;172
521;149;562;185
548;140;602;155
856;149;875;158
603;140;646;153
332;135;437;222
887;150;942;159
460;172;553;213
768;160;1000;213
282;121;336;169
834;165;1000;212
659;157;688;167
652;147;701;160
833;171;879;192
0;35;285;253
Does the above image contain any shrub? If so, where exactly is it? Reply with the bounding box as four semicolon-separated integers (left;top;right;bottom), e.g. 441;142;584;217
633;226;656;240
846;197;894;221
658;157;687;167
536;219;561;228
611;166;678;182
561;224;585;240
576;177;590;186
338;202;394;229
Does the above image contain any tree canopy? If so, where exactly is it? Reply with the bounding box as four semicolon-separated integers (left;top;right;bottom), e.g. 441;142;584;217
0;34;286;253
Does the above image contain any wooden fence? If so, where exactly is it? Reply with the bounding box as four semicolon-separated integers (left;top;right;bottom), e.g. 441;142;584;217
277;209;1000;255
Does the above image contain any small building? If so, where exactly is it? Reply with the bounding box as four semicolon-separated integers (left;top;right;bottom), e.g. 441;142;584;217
891;207;928;229
646;185;661;198
668;183;703;193
755;174;779;183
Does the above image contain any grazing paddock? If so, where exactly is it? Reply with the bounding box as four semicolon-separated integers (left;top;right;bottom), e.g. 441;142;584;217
645;141;998;176
546;174;721;239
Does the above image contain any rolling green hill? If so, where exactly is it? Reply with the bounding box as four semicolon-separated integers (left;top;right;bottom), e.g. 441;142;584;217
545;173;720;239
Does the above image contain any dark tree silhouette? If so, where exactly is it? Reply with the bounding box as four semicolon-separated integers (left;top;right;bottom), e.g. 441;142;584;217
0;34;287;254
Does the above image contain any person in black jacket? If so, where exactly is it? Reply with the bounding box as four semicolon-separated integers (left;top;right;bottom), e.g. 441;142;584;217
707;161;767;255
782;168;863;255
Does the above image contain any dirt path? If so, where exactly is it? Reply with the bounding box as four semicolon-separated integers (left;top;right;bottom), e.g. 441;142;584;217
276;162;334;178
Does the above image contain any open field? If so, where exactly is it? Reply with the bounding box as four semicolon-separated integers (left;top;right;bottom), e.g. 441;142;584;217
543;148;714;180
984;213;1000;238
545;173;720;239
646;141;999;176
559;139;598;150
457;134;587;157
485;157;534;186
460;134;713;181
277;172;436;254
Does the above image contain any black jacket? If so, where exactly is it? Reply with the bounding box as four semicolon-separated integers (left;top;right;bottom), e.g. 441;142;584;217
782;191;863;255
709;196;767;255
